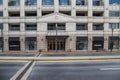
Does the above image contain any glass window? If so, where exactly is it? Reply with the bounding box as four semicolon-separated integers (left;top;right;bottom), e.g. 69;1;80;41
76;24;88;30
93;0;103;6
25;24;37;31
76;37;88;50
109;0;120;5
93;24;104;30
76;0;85;5
109;11;120;17
0;0;3;5
25;37;37;50
9;24;20;31
25;0;37;6
48;24;65;30
8;0;20;6
42;0;54;5
109;37;119;49
109;23;119;29
0;11;3;17
59;0;71;5
0;24;3;29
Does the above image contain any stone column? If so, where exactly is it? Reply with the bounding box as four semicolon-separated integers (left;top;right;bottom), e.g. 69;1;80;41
104;0;109;17
20;36;25;53
20;0;25;17
71;0;76;16
88;23;93;51
54;0;59;13
104;36;109;51
37;0;42;16
3;0;8;17
88;0;93;17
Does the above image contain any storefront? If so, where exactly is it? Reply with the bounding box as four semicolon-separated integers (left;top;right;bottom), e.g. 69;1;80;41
9;37;20;51
25;37;37;51
109;36;119;50
46;35;68;51
92;37;104;50
76;37;88;50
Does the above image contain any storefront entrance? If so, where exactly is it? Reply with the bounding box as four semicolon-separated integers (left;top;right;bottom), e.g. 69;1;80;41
46;35;68;51
48;39;65;51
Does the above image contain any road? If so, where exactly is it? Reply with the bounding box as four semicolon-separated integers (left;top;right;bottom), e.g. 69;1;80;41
0;62;26;80
27;61;120;80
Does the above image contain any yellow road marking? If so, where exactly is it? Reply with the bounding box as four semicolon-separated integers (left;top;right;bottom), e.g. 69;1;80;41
0;60;30;62
37;59;120;63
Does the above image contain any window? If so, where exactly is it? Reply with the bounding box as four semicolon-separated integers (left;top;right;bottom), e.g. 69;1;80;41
76;24;88;30
76;11;88;16
9;12;20;17
25;24;37;31
59;11;71;16
109;23;119;29
0;24;3;29
25;11;37;16
93;12;103;17
42;11;54;16
25;0;37;6
8;0;20;6
9;24;20;31
76;0;85;5
25;37;37;50
0;0;3;5
109;0;120;5
93;0;103;6
93;24;104;30
42;0;54;5
109;11;120;17
48;23;65;30
0;11;3;17
76;37;88;50
59;0;71;5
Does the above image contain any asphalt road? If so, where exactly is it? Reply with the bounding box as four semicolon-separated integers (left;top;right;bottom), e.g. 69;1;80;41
27;61;120;80
0;62;26;80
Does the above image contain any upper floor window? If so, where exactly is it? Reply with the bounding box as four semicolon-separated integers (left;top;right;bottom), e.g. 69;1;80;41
0;24;3;30
0;11;3;17
109;23;119;29
42;0;54;5
59;0;71;5
25;0;37;6
8;0;20;6
25;24;37;31
76;24;88;30
0;0;3;5
93;0;103;6
109;11;120;17
93;24;104;30
48;23;65;30
9;24;20;31
9;11;20;17
76;0;85;5
109;0;120;5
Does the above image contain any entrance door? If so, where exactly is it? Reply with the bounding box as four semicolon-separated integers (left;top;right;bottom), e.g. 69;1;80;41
48;39;65;51
93;41;104;50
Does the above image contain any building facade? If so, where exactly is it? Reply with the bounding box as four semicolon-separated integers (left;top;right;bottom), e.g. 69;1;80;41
0;0;120;53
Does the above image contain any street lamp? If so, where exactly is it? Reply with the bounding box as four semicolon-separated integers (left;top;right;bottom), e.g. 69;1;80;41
0;25;3;53
55;24;58;52
110;26;114;52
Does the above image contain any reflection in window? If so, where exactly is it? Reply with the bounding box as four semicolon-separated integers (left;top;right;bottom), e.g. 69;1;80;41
59;0;71;5
109;11;120;17
25;0;37;6
42;0;54;5
8;0;20;6
109;0;120;5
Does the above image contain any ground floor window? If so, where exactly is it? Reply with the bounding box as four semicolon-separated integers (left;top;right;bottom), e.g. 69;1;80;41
109;37;119;49
25;37;37;50
9;37;20;51
76;37;88;50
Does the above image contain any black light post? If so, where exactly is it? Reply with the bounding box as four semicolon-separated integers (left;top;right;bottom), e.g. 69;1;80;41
0;27;3;53
110;27;114;52
55;24;58;52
